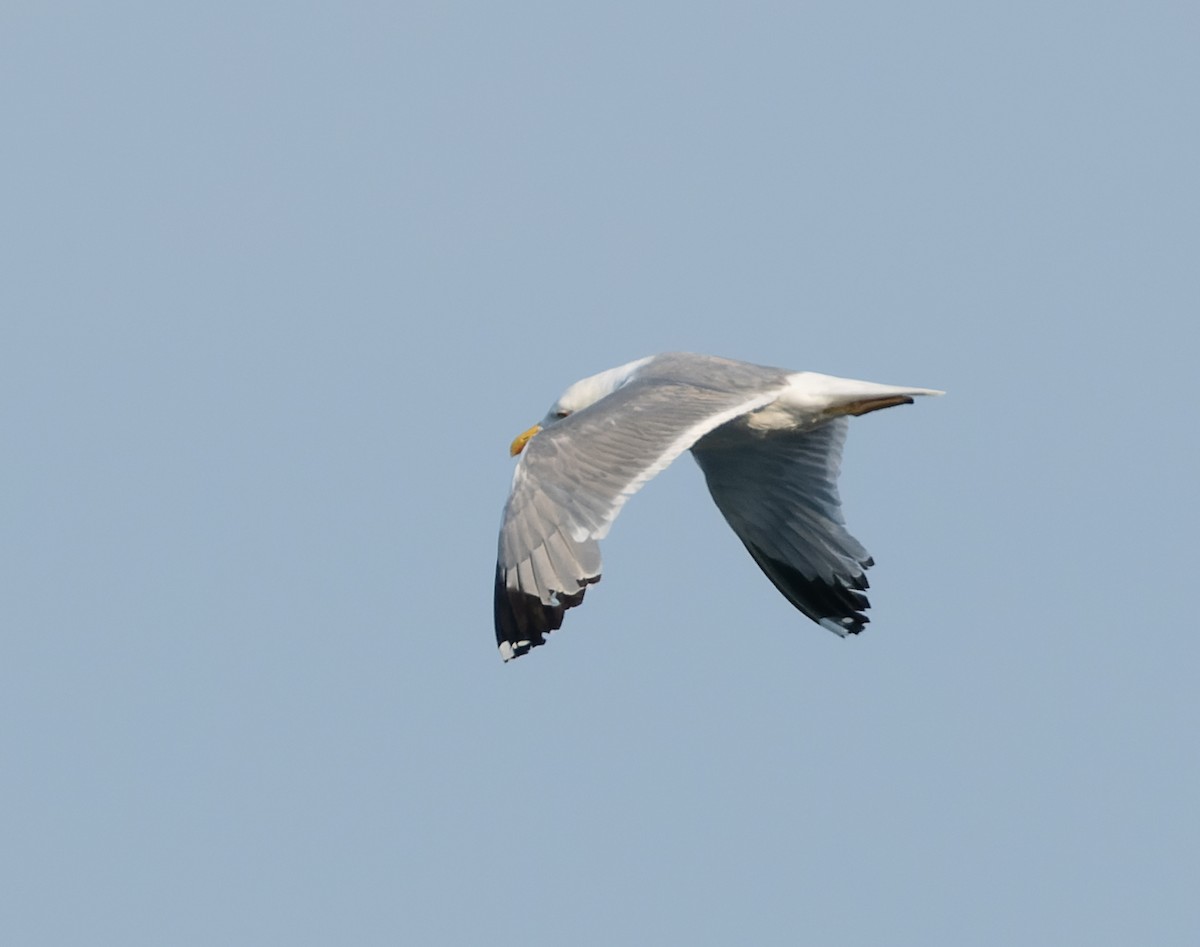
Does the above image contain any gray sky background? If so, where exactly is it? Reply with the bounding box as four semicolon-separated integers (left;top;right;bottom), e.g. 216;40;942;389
3;3;1197;945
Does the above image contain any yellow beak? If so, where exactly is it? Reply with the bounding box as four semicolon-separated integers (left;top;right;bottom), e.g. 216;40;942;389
509;424;542;456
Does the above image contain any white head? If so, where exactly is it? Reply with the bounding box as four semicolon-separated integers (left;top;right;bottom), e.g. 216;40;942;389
510;356;653;456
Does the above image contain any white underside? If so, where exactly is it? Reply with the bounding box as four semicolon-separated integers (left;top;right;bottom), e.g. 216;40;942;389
743;372;944;433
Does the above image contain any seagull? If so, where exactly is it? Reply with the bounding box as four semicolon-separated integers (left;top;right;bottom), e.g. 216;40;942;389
495;352;942;661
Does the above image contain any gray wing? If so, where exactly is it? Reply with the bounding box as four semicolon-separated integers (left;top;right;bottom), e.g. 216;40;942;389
690;418;875;636
496;374;782;660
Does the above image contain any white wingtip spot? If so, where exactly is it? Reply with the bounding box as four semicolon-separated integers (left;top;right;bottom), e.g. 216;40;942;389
819;617;853;638
499;640;527;662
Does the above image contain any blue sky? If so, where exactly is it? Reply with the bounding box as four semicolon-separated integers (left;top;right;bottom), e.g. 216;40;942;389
2;2;1197;944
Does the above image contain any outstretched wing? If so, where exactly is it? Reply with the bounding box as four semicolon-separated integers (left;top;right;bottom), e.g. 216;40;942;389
496;377;782;661
690;418;876;636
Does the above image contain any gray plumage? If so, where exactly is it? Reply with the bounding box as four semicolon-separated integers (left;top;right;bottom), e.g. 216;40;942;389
495;352;941;661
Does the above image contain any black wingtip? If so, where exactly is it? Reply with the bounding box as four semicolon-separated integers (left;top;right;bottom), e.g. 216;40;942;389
493;567;599;661
743;546;872;636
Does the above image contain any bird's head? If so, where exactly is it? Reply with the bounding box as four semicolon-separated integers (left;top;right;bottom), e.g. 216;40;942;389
509;356;654;456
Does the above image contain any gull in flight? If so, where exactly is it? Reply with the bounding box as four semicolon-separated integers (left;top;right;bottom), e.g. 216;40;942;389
495;352;942;661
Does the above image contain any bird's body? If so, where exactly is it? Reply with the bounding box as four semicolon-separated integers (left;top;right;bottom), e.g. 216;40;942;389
495;352;941;661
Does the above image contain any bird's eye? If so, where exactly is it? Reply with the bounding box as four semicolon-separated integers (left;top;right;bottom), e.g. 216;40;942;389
554;410;570;419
